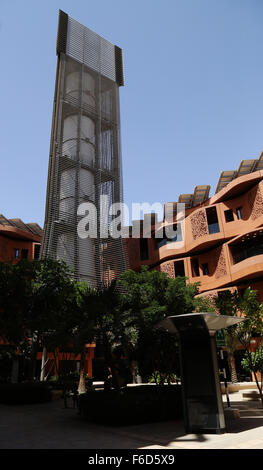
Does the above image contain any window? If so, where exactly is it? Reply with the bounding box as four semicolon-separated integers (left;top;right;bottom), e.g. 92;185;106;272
21;249;28;260
191;258;200;277
224;209;234;223
34;244;41;260
169;223;183;242
238;288;246;298
156;223;183;248
236;207;243;220
202;263;209;275
14;248;19;259
206;207;220;234
174;260;185;277
140;238;149;260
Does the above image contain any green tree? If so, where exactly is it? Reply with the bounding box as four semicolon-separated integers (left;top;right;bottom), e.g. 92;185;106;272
194;295;215;313
30;269;98;394
26;259;78;381
215;290;241;383
116;267;206;383
237;288;263;349
0;260;34;381
92;282;133;391
241;346;263;405
236;288;263;405
69;283;100;394
215;288;263;402
0;259;84;383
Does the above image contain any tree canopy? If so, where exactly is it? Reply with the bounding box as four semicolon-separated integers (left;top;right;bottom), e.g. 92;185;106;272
0;261;215;386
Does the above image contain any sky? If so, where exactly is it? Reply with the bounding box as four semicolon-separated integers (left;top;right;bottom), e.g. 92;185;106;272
1;0;263;226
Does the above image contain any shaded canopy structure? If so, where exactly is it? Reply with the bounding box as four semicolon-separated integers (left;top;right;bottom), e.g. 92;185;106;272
157;312;245;434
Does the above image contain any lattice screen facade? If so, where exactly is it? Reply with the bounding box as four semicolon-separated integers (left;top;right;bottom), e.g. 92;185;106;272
41;11;128;287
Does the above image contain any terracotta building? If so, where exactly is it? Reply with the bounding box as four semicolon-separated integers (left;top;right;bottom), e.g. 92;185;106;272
0;214;42;263
126;154;263;303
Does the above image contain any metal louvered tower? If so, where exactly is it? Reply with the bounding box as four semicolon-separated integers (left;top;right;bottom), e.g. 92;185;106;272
41;10;127;287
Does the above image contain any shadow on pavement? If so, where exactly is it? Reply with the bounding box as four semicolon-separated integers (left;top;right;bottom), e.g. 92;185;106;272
225;399;263;434
226;416;263;433
0;400;208;449
2;397;263;449
92;418;209;447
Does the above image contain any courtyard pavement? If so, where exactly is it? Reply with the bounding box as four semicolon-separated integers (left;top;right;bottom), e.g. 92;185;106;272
0;391;263;449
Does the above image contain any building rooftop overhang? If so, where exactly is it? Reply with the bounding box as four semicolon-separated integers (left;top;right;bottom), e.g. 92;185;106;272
0;214;42;242
211;170;263;204
172;152;263;211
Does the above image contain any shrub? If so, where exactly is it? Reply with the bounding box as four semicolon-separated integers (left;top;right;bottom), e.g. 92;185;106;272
48;373;78;391
48;373;93;392
78;384;183;425
0;382;52;405
148;371;180;385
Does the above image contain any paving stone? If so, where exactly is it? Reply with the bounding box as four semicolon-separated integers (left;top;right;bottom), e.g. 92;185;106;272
1;392;263;449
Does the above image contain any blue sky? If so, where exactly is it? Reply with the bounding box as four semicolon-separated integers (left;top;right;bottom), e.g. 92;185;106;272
1;0;263;226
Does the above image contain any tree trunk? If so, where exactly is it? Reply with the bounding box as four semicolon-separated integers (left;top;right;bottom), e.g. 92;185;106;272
252;368;263;408
78;349;86;394
228;352;238;383
244;349;263;408
11;356;19;383
40;345;48;381
102;332;121;391
30;332;39;381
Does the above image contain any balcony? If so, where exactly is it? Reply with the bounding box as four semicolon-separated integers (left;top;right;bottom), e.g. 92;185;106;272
230;231;263;265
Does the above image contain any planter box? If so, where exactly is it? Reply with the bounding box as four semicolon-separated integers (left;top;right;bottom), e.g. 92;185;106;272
51;390;63;401
0;382;52;405
221;382;258;394
242;391;261;400
79;384;183;425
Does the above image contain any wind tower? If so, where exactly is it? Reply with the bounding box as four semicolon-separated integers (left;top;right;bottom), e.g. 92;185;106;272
41;10;127;286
